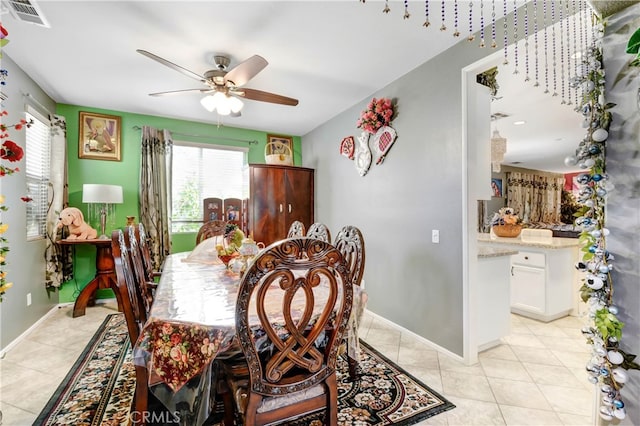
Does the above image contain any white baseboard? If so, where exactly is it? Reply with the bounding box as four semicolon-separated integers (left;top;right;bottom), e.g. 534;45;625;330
0;298;117;358
364;308;465;363
1;304;63;358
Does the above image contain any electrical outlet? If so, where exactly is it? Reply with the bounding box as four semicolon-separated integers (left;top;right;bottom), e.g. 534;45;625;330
27;293;32;306
432;229;440;243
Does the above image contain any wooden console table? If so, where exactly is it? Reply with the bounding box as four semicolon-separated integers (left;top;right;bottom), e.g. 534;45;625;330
58;238;123;318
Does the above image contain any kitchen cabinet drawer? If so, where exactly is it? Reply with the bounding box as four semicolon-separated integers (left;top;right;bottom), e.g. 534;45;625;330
511;251;545;268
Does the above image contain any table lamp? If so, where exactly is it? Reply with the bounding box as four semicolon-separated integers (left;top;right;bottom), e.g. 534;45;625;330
82;184;123;239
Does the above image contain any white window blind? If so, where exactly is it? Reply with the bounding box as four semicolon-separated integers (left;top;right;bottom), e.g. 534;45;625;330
171;142;246;232
25;108;51;240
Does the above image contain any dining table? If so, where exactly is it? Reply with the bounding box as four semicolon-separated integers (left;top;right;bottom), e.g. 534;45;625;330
133;250;366;425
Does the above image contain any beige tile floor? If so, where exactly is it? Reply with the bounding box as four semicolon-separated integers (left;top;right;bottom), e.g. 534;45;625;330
0;301;595;425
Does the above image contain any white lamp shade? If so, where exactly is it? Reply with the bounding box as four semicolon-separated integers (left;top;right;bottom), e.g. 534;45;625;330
82;184;123;204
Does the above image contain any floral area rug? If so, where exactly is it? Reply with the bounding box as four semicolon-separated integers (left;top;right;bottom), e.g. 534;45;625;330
35;314;454;425
34;314;135;426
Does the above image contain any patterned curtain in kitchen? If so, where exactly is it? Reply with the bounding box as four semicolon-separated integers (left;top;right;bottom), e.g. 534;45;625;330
506;171;564;224
139;126;173;270
45;115;73;290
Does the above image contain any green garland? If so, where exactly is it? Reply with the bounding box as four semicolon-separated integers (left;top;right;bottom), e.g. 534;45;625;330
568;19;639;422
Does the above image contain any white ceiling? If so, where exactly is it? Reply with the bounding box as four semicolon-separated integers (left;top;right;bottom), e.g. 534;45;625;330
2;1;584;173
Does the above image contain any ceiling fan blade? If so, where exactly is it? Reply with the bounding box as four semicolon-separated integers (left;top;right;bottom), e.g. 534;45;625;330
234;88;299;106
137;49;205;82
224;55;268;87
149;88;209;97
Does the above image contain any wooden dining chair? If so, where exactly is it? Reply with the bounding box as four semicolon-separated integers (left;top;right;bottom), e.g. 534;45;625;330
223;238;352;426
137;222;162;282
333;225;366;380
286;220;306;238
126;225;155;314
306;222;331;243
196;219;228;245
111;229;151;425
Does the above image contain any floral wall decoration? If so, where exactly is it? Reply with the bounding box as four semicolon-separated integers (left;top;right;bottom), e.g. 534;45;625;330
567;19;638;422
0;25;32;301
348;97;397;176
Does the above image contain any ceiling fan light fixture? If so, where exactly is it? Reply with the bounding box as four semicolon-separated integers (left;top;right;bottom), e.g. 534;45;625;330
229;96;244;113
200;91;243;116
200;94;218;112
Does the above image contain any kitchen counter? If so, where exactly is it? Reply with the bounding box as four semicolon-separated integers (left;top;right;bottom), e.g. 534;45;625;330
478;233;580;249
478;246;519;258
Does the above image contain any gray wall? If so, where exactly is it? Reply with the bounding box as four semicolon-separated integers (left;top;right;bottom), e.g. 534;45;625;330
604;5;640;424
302;38;497;356
0;55;58;350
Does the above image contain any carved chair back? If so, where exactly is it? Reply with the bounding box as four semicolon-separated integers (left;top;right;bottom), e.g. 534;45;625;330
306;222;332;243
235;238;352;425
111;229;150;425
196;219;228;245
286;220;306;238
126;226;155;314
333;225;366;288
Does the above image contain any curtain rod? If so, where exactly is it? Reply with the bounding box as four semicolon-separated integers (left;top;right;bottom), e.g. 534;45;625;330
132;125;258;145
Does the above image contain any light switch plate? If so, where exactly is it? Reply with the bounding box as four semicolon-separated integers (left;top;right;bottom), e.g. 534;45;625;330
432;230;440;243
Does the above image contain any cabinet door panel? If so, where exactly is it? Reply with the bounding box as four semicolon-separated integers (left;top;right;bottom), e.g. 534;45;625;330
511;265;545;314
250;166;286;245
284;169;314;229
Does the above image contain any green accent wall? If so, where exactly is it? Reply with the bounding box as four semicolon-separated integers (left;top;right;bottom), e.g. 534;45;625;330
56;104;301;303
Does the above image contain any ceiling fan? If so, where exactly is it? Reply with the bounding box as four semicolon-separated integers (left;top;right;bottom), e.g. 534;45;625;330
136;49;299;116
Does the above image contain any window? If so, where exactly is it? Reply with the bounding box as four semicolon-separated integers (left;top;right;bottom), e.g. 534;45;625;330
171;142;247;233
25;107;51;240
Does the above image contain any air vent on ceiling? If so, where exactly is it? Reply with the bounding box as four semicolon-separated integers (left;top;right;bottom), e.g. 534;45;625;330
4;0;49;27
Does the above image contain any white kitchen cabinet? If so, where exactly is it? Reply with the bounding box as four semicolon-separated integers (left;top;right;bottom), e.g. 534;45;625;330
509;249;576;322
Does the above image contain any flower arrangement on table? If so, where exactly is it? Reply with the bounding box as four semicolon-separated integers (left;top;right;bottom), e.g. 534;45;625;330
490;207;522;237
215;223;245;265
356;97;394;134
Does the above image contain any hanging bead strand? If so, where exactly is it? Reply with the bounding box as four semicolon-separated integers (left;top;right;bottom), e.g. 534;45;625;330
579;0;586;107
453;0;460;36
440;0;447;31
383;0;390;14
491;0;497;47
572;0;579;107
513;0;519;74
404;0;411;19
479;0;485;46
543;0;549;93
551;0;558;96
424;0;431;28
559;0;566;104
524;1;530;81
565;0;576;105
503;0;509;64
468;1;475;41
533;0;539;87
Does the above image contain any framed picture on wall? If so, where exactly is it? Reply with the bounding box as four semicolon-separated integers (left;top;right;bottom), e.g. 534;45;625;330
491;178;503;198
78;111;122;161
266;134;293;155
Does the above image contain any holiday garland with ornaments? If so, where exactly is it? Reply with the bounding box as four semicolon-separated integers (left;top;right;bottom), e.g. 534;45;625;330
567;19;638;422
